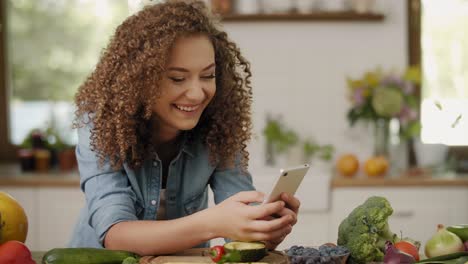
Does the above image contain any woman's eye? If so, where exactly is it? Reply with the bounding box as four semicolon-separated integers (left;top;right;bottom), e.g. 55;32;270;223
169;77;185;83
201;74;216;80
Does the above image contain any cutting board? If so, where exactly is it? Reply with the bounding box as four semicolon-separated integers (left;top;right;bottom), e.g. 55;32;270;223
140;248;289;264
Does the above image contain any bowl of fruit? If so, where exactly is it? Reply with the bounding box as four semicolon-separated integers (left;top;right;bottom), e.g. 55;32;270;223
285;244;350;264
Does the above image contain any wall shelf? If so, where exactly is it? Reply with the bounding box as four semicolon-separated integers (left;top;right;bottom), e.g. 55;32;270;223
221;12;385;22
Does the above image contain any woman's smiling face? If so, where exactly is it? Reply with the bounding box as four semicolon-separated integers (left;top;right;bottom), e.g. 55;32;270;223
152;34;216;140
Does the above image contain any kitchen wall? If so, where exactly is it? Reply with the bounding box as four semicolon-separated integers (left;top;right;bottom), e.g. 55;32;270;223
220;1;408;171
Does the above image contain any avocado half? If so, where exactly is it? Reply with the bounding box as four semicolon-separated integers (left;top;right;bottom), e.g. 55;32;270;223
447;224;468;241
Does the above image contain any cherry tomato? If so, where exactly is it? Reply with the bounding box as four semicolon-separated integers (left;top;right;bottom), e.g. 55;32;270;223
209;245;225;263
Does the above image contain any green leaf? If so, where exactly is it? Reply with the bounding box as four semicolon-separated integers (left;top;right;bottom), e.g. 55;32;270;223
452;114;462;128
434;100;443;111
318;145;335;161
401;121;421;140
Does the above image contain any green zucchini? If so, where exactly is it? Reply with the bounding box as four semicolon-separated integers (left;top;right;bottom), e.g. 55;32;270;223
447;224;468;241
42;248;140;264
416;251;468;263
223;241;267;262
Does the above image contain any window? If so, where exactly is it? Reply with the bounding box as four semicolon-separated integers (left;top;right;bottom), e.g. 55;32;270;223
420;0;468;145
0;0;133;160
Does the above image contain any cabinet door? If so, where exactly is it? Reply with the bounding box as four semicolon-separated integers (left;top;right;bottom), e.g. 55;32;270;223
0;187;39;251
37;187;85;251
279;211;330;250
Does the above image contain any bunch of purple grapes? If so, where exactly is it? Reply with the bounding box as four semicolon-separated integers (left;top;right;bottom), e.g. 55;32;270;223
286;245;349;264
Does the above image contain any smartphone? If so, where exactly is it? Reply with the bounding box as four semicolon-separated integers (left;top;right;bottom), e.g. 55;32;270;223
263;163;310;204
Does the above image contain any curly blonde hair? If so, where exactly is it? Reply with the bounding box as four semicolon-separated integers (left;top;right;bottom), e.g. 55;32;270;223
74;0;252;171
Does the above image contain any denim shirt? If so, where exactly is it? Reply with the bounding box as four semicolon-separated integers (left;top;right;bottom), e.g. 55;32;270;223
68;123;255;248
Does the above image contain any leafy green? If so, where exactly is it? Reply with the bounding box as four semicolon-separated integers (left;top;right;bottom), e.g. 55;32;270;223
122;257;139;264
263;116;298;154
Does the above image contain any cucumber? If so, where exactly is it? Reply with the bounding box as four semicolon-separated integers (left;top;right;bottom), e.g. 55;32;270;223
447;224;468;241
223;241;267;262
42;248;140;264
416;251;468;263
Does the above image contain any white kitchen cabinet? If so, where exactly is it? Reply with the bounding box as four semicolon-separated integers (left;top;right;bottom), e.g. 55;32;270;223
1;186;85;251
0;187;39;250
279;210;330;250
329;187;468;247
37;188;85;251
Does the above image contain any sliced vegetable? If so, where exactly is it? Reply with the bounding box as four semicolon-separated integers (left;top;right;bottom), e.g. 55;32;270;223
223;241;267;262
395;240;420;261
425;225;465;258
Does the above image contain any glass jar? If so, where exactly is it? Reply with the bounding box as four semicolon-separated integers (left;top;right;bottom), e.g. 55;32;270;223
373;119;390;157
34;149;51;172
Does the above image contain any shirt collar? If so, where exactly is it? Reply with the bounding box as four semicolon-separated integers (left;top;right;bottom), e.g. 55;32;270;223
180;131;195;158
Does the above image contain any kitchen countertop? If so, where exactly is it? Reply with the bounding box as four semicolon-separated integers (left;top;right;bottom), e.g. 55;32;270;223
332;175;468;188
0;164;80;187
2;164;468;188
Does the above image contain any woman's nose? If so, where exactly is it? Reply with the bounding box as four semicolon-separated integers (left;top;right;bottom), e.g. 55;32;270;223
185;80;205;101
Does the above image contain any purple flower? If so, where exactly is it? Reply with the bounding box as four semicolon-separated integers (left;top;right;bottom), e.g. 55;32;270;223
402;81;414;94
381;75;404;88
353;88;365;106
399;106;418;125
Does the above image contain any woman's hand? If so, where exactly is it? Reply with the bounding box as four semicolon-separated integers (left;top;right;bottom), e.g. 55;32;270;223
206;191;294;243
263;192;301;250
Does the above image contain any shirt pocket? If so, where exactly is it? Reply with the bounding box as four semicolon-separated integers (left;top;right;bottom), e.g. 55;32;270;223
183;188;207;215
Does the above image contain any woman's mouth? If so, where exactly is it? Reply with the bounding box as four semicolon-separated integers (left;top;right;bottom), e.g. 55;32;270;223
174;104;201;112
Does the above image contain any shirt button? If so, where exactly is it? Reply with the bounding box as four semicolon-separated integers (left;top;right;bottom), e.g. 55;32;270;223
151;200;157;206
153;161;158;167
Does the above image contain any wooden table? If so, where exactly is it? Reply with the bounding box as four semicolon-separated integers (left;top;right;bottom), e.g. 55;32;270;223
32;249;289;264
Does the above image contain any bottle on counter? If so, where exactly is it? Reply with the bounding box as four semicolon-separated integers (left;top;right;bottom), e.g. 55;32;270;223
34;149;51;172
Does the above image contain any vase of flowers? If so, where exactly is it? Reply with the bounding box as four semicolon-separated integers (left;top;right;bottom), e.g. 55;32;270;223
346;66;421;161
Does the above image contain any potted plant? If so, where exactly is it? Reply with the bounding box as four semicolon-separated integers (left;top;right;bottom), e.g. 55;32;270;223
263;115;299;165
18;127;76;172
45;127;76;172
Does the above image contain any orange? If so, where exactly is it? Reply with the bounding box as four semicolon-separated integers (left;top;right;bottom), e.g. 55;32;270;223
0;192;28;243
364;156;389;177
336;154;359;177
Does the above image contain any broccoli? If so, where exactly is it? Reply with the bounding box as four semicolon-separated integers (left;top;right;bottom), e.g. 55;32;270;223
337;196;399;264
122;256;139;264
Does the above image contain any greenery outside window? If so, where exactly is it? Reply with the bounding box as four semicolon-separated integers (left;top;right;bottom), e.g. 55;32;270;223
0;0;131;161
420;0;468;145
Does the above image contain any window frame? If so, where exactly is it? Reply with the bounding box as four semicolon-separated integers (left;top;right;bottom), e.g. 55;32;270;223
408;0;468;168
0;0;17;162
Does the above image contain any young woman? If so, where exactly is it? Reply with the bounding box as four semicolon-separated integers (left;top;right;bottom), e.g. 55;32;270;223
69;0;300;256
